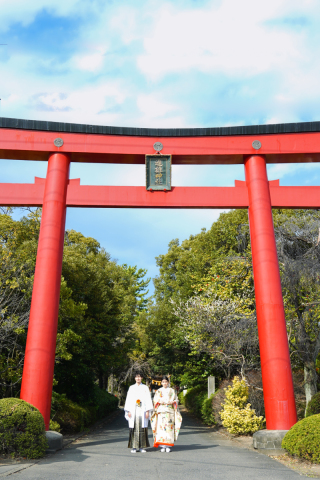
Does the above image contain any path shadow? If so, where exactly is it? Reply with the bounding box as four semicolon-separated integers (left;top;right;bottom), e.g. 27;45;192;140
178;428;214;436
66;436;129;448
40;450;91;464
172;444;219;452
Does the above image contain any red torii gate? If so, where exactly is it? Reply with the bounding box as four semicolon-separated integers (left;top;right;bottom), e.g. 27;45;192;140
2;117;320;432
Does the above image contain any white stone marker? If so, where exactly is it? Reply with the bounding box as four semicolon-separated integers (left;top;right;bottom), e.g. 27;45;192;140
208;376;215;398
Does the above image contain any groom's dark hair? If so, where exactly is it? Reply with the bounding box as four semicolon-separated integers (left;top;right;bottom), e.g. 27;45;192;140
134;371;143;378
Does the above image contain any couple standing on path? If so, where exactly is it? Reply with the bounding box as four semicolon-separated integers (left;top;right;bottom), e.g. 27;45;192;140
124;372;182;454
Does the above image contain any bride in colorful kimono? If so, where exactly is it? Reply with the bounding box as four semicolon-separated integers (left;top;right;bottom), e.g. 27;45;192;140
151;376;182;453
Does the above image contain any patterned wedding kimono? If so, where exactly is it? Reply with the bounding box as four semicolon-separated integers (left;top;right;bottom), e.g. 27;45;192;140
151;387;182;448
124;383;153;449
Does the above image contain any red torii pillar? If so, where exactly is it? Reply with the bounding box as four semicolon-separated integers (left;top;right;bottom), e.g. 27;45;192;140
245;155;297;430
20;152;70;429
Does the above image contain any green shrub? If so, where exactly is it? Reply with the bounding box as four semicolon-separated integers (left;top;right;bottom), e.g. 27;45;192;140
178;391;186;406
201;395;215;425
90;385;118;419
0;398;47;458
184;386;207;418
51;387;118;434
49;420;61;432
306;392;320;417
51;392;93;433
220;377;265;435
183;386;215;425
282;414;320;463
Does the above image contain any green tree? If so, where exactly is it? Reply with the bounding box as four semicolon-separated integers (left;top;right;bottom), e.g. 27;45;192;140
0;209;149;404
274;210;320;406
134;210;251;385
142;208;320;399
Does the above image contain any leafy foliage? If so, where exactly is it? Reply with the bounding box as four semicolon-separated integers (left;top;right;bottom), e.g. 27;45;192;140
201;394;216;425
220;377;264;435
274;211;320;405
0;398;47;458
141;208;320;409
134;210;251;384
282;414;320;463
174;297;259;378
50;392;92;433
49;419;61;432
183;386;207;418
50;388;118;434
182;386;215;425
0;209;149;405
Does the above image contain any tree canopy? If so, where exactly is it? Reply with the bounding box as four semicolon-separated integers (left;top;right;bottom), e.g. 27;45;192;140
133;208;320;405
1;205;319;411
0;208;149;403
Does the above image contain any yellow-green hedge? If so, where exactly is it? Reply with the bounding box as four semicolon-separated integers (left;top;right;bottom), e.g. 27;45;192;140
0;398;47;458
220;377;264;435
282;414;320;463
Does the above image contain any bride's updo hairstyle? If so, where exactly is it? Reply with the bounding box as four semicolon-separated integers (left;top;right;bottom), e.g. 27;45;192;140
162;376;169;382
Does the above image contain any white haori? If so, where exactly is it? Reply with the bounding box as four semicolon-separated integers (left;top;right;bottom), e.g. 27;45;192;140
124;383;153;429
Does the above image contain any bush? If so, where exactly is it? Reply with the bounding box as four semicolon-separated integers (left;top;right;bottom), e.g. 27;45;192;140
49;420;61;432
211;379;232;426
51;387;118;434
220;377;265;435
201;395;215;425
183;386;216;425
282;414;320;463
184;386;207;418
178;391;185;406
306;392;320;417
0;398;47;458
51;392;93;433
90;385;118;419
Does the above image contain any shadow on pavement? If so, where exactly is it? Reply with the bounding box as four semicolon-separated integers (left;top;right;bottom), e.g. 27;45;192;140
167;444;219;452
41;451;91;464
178;428;213;436
67;436;129;448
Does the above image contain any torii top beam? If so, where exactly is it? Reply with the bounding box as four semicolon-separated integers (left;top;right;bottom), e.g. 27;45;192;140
1;117;320;165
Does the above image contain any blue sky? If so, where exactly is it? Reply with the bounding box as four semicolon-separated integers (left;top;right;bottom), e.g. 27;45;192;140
1;0;320;294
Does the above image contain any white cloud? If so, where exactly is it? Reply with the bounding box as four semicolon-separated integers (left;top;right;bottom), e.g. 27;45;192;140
136;0;312;80
2;0;320;129
31;83;126;124
109;7;141;45
134;94;186;127
137;94;176;118
73;52;106;72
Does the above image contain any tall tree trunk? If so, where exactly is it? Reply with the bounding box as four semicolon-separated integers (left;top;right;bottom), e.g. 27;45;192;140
304;361;318;409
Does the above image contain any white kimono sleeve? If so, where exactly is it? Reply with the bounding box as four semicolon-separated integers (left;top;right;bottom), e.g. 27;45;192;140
124;386;135;429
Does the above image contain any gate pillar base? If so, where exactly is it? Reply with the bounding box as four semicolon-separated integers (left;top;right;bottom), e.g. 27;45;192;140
46;431;63;453
253;430;288;455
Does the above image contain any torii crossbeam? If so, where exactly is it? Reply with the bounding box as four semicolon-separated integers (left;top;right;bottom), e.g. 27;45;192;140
2;117;320;432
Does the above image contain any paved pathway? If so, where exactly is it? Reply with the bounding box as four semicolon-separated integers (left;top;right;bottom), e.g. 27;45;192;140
0;411;307;479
